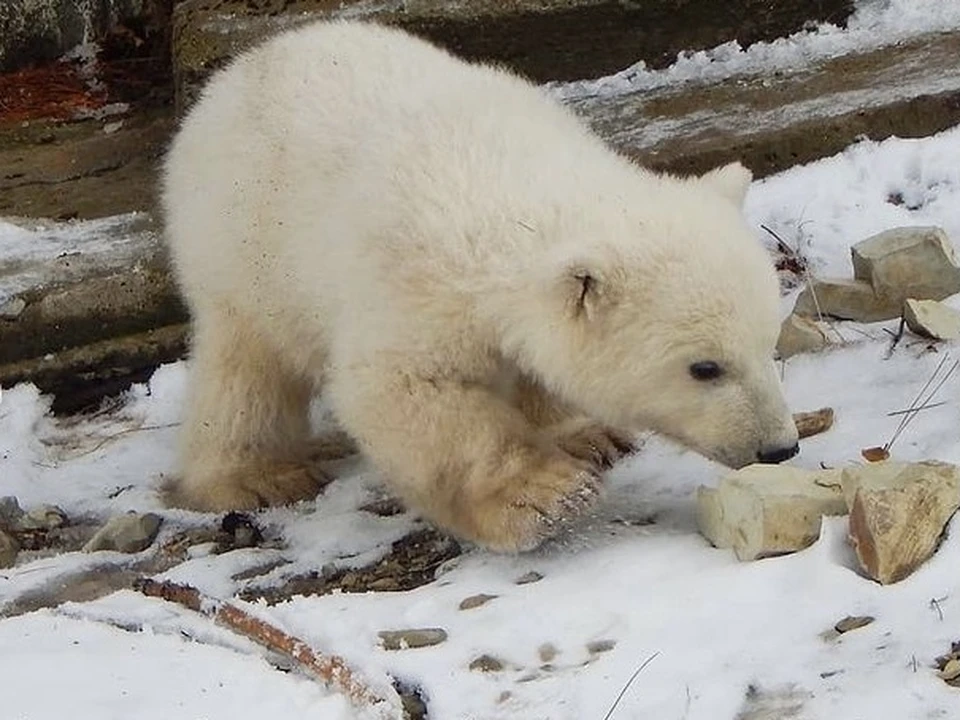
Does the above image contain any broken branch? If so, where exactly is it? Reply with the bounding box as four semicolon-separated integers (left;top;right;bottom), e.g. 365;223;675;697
134;578;396;714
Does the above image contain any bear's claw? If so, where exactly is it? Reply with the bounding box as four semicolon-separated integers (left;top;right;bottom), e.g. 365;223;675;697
494;460;603;552
553;422;638;470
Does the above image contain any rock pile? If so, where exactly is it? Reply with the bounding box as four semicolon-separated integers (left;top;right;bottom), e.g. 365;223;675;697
777;226;960;358
0;496;164;568
698;460;960;584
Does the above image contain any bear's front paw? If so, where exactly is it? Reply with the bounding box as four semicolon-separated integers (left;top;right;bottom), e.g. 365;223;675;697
166;461;331;512
551;421;638;470
475;453;603;553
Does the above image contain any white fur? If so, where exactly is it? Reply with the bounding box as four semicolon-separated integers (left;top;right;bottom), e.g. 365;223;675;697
162;20;798;552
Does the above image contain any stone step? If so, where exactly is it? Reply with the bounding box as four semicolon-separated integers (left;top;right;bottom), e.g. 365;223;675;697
0;213;183;368
0;213;187;411
566;29;960;179
172;0;853;111
0;324;188;414
0;109;173;220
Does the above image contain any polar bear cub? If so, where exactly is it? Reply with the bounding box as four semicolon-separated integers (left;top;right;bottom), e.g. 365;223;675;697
161;20;799;552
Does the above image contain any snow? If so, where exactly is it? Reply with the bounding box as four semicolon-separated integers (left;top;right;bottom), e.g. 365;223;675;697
3;35;960;716
549;0;960;101
2;125;959;718
747;124;960;283
0;212;157;306
0;610;356;719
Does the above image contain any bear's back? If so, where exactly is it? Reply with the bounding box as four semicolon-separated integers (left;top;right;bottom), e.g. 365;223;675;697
162;21;620;320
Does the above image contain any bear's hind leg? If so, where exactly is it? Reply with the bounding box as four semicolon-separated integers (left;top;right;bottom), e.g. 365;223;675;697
167;316;329;512
330;369;602;552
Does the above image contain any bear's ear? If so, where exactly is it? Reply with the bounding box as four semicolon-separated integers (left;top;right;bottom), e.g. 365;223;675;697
561;264;606;321
700;162;753;205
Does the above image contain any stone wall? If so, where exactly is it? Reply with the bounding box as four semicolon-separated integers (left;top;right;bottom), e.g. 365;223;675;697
0;0;172;71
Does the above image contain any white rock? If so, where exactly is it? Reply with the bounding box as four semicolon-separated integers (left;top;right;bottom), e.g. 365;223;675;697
83;512;162;553
697;465;847;561
793;278;896;322
16;504;67;531
852;226;960;304
903;298;960;341
378;628;448;650
841;461;960;584
776;314;829;359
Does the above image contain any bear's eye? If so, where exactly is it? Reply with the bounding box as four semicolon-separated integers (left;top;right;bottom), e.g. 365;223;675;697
689;361;723;381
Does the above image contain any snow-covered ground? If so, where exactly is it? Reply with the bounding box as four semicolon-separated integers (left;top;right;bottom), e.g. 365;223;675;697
2;121;960;718
550;0;960;101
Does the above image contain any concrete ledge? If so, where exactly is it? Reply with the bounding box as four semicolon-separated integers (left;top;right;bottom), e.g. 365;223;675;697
570;30;960;178
0;110;172;220
0;213;187;368
172;0;854;112
0;324;188;414
0;213;187;412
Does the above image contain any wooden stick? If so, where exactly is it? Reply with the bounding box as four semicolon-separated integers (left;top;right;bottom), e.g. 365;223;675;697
134;578;396;715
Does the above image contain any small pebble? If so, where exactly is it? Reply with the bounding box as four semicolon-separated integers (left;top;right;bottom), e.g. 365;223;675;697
469;654;505;672
834;616;875;634
514;571;543;585
0;529;19;568
586;639;617;654
367;577;401;591
939;658;960;682
187;542;219;559
459;593;497;610
538;643;559;662
46;524;98;551
17;504;67;531
83;512;162;553
378;628;447;651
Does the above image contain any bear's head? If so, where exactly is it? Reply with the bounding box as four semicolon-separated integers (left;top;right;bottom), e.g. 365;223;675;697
512;162;799;469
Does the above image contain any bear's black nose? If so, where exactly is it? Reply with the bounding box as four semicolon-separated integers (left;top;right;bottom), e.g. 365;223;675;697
756;443;800;464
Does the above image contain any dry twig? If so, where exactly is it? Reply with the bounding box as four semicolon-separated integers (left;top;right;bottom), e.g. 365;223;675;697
70;422;180;458
601;651;660;720
884;356;958;453
134;578;397;715
864;355;958;461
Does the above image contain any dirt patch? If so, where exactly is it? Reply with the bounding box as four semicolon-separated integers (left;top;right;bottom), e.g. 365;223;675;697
0;106;173;219
0;1;174;219
241;528;462;605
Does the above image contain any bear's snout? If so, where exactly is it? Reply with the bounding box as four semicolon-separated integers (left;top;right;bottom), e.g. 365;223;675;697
756;443;800;464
